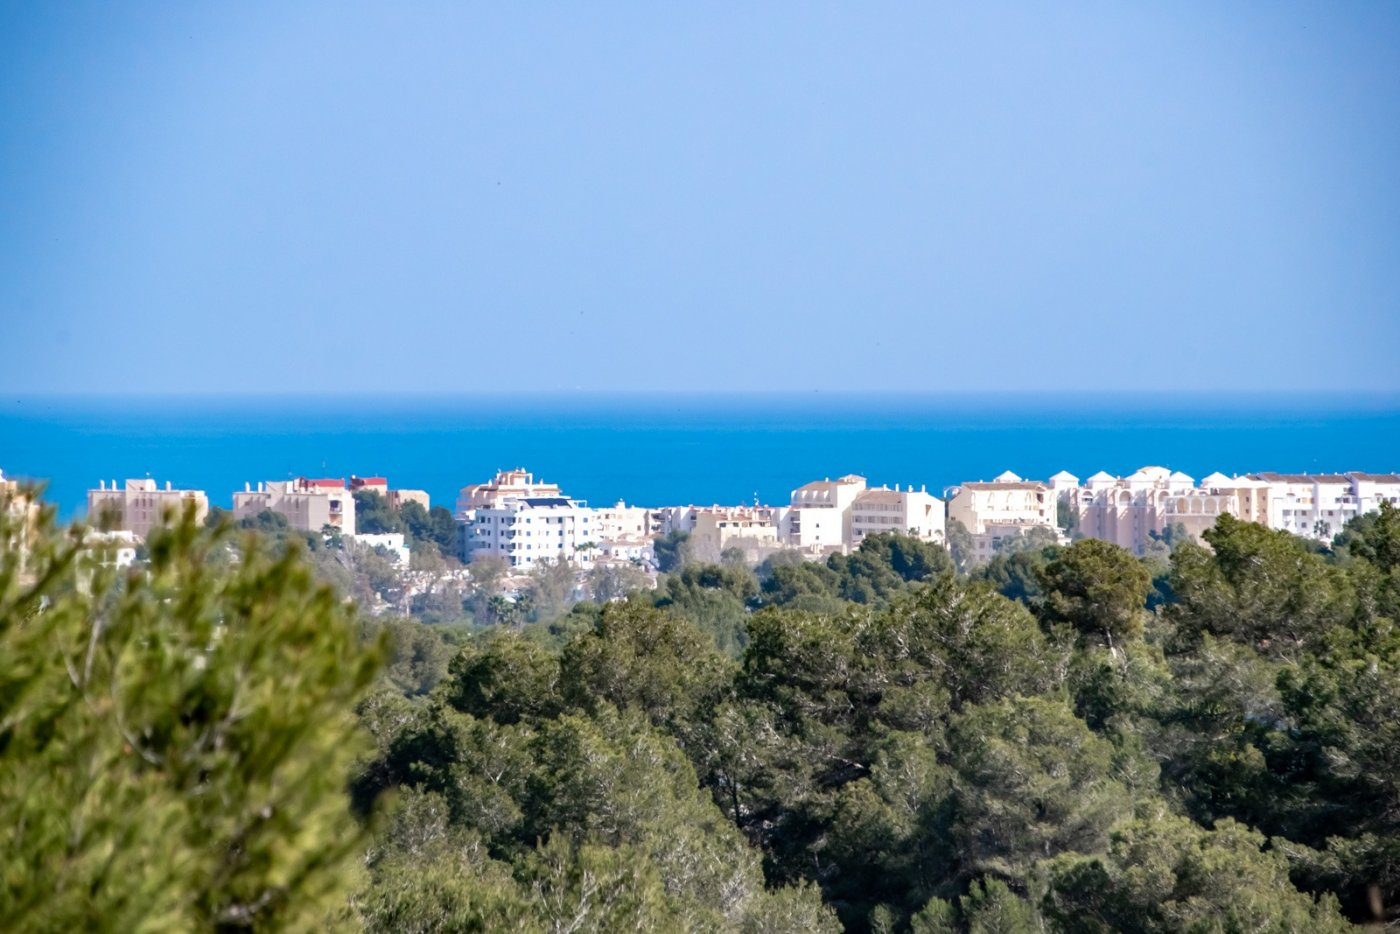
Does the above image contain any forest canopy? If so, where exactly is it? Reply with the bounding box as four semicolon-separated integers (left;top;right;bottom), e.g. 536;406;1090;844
4;487;1400;932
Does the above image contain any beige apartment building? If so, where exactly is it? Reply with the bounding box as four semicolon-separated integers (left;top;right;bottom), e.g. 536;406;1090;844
1066;467;1210;554
349;475;430;511
2;469;40;576
592;501;658;566
233;477;356;536
1047;467;1400;554
689;506;781;561
87;478;209;539
947;471;1058;560
593;502;653;542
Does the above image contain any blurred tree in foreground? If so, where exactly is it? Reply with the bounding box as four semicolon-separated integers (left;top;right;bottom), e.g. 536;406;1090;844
0;497;383;932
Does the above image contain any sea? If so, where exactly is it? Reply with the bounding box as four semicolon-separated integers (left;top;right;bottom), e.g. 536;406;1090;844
2;393;1398;519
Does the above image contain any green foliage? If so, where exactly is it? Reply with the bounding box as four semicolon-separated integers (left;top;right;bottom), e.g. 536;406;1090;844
354;489;403;535
975;543;1057;608
757;531;958;612
358;671;838;930
369;616;452;696
655;561;757;655
560;601;732;735
653;529;691;573
13;485;1400;930
826;538;926;605
910;896;958;934
948;695;1136;883
351;491;458;561
1056;498;1078;537
585;561;650;604
1039;538;1152;646
1168;514;1355;654
1333;501;1400;571
400;502;459;559
760;558;846;614
945;518;976;574
961;877;1036;934
521;557;579;625
995;524;1059;556
726;578;1075;926
442;629;564;725
1038;815;1350;932
855;531;954;583
864;577;1068;714
0;503;382;931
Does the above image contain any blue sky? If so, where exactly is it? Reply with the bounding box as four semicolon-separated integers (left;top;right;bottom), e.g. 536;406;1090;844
2;2;1397;394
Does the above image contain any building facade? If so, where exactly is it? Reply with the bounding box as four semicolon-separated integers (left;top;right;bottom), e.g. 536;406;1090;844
1064;467;1211;555
689;507;781;561
781;475;867;551
87;478;209;539
233;478;356;536
455;469;596;569
593;502;653;542
2;469;40;576
849;485;946;546
456;468;562;518
946;472;1058;561
1249;472;1400;541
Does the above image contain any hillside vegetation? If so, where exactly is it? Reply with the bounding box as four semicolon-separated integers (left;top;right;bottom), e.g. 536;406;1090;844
4;490;1399;931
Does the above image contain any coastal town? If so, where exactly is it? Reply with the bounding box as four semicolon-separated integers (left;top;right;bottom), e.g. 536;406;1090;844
7;464;1395;597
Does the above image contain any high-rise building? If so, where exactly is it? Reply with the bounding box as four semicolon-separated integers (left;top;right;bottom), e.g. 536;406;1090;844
455;469;595;569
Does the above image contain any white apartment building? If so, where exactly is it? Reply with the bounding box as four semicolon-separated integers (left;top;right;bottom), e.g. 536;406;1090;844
455;469;595;570
849;485;945;546
650;505;714;537
233;478;357;536
1249;472;1400;541
782;475;868;551
87;478;209;539
353;532;411;565
1350;472;1400;515
947;472;1058;561
1052;467;1400;552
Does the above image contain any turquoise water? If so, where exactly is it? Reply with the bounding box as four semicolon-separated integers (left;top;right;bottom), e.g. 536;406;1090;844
2;393;1398;518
